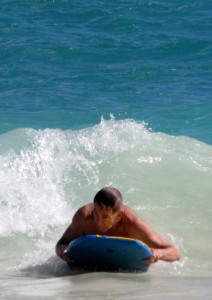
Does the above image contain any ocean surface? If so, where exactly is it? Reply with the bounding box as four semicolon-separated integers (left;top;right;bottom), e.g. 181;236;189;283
0;0;211;299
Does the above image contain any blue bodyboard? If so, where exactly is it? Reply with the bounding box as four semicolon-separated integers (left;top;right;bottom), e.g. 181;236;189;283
66;234;152;272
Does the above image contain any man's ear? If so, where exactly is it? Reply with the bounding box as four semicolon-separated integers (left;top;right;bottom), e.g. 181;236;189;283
117;210;124;219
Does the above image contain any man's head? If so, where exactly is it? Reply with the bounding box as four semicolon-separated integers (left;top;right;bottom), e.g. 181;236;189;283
93;187;123;232
94;187;123;212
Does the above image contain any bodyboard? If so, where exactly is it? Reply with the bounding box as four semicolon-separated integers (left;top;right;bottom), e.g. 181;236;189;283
66;234;152;272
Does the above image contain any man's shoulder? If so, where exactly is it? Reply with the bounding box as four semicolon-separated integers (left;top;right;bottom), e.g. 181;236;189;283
123;205;143;222
123;204;136;215
72;203;94;226
77;203;94;217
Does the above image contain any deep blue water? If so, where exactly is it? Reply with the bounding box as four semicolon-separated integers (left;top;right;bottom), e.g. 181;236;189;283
1;0;211;143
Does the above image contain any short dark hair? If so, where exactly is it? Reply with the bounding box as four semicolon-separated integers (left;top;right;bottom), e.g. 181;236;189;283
94;187;123;212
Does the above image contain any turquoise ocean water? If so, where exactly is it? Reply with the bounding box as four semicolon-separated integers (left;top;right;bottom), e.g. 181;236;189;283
0;1;211;299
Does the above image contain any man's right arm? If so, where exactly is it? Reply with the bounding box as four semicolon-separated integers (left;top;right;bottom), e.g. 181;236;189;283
55;208;85;262
55;224;76;263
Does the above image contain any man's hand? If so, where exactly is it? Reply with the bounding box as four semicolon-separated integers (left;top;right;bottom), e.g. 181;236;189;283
144;249;162;264
61;248;75;263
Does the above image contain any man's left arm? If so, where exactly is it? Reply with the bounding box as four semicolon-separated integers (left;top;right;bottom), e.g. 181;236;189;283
143;232;180;263
126;212;180;263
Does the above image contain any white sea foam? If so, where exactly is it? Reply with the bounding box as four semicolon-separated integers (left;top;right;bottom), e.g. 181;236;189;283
0;118;211;278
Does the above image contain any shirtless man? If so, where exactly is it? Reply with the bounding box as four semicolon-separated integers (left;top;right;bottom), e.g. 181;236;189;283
56;187;180;264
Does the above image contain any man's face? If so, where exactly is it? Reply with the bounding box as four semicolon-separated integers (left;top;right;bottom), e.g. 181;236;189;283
93;204;120;233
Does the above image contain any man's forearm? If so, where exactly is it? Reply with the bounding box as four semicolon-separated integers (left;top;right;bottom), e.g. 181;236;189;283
152;246;180;263
56;243;68;259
